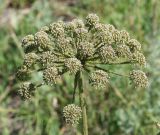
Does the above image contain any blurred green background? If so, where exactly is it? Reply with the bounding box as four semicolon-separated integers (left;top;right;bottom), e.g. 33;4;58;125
0;0;160;135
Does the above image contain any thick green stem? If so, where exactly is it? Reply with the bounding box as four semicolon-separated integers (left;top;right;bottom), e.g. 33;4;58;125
80;93;88;135
77;71;88;135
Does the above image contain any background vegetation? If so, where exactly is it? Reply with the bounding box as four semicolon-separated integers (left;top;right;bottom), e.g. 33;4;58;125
0;0;160;135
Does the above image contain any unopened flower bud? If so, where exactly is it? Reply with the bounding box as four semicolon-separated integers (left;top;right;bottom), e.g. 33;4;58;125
63;104;82;125
50;22;65;38
43;67;60;84
16;65;29;81
120;30;130;43
99;46;116;63
23;53;38;68
112;30;121;43
56;38;74;56
130;70;148;88
74;28;88;41
116;44;132;58
65;58;82;74
40;51;58;67
105;24;115;32
40;26;49;32
73;19;84;28
65;21;76;32
35;31;51;50
18;82;35;99
89;70;109;89
132;52;146;66
85;13;99;27
93;23;115;33
128;39;141;52
78;42;94;57
93;23;104;32
96;31;113;45
22;35;36;53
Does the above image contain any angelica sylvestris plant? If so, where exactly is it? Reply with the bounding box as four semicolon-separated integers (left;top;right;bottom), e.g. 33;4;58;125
16;13;148;135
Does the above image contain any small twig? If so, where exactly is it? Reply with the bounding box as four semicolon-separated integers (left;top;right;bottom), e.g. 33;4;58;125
96;66;130;77
88;65;130;78
36;83;44;88
87;60;135;65
86;56;99;61
72;73;79;103
33;64;65;73
107;61;135;65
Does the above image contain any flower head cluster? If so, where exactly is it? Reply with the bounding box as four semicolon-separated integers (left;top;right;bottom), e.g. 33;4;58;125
64;58;82;74
18;82;35;99
85;13;99;27
34;31;51;50
63;104;82;125
23;53;38;68
99;46;116;63
78;42;94;58
22;35;36;53
130;70;148;88
40;51;57;67
132;52;146;66
89;70;109;89
17;14;148;100
116;44;131;58
43;67;60;84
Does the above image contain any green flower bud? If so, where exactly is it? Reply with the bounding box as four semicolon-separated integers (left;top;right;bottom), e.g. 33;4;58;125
128;39;141;52
132;52;146;66
112;29;121;43
116;44;132;58
74;28;88;41
23;53;38;68
22;34;36;53
18;82;35;99
50;22;65;38
93;23;104;32
40;51;58;67
120;30;130;43
35;31;51;50
63;104;82;125
78;42;94;58
56;38;74;56
64;58;82;74
16;65;29;81
130;70;148;88
94;24;115;33
99;46;116;63
43;67;60;84
65;21;76;32
96;31;114;45
73;19;84;28
57;20;65;27
89;70;109;89
105;24;115;32
40;26;49;32
85;13;99;27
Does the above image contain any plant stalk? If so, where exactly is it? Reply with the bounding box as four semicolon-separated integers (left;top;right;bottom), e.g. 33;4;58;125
80;93;88;135
77;71;88;135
